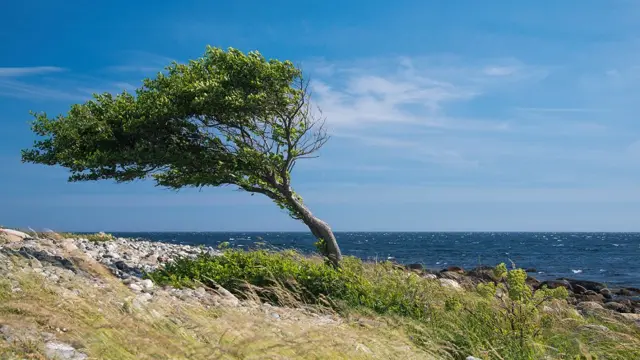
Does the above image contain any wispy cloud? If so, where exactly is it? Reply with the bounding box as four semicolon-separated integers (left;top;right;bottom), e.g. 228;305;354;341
0;66;66;77
104;50;175;74
483;66;518;76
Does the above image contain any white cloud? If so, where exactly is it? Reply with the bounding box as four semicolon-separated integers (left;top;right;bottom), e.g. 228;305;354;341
483;66;518;76
0;66;65;77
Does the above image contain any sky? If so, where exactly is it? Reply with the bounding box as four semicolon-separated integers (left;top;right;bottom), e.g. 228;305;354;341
2;0;640;232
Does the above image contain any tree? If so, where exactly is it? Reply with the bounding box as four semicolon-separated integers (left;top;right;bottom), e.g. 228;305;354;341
21;46;343;266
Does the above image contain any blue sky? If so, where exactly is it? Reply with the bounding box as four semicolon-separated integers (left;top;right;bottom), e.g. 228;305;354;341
2;0;640;232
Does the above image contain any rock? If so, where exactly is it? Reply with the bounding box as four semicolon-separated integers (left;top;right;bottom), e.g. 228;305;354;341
133;293;153;309
270;312;280;319
0;228;31;242
573;285;587;294
576;301;604;312
618;288;632;296
600;288;612;299
560;278;606;292
422;274;437;280
406;263;423;271
439;271;464;281
129;283;143;292
538;279;572;291
525;268;537;273
439;278;462;290
140;279;154;290
446;266;465;274
215;286;240;307
195;287;207;296
466;357;483;360
620;313;640;322
60;239;78;252
604;302;631;313
580;294;605;303
44;341;88;360
467;266;497;282
525;276;541;289
355;343;373;354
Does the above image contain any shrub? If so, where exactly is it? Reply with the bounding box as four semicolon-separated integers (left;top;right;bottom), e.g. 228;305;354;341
147;249;440;318
146;251;639;360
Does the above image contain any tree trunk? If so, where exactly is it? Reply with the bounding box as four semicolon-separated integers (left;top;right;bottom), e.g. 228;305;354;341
284;192;342;266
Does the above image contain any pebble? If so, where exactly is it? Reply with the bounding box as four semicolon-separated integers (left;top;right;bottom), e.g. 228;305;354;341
44;341;88;360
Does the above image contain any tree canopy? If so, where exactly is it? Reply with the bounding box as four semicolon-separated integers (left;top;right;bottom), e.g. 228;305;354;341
22;46;342;264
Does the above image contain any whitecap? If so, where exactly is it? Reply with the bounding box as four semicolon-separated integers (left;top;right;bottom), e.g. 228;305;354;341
572;269;583;274
599;269;606;272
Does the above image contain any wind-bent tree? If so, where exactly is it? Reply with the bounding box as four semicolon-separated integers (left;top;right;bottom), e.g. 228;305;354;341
21;46;343;265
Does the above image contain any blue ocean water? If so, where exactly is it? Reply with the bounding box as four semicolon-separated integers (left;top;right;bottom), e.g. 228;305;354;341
110;232;640;288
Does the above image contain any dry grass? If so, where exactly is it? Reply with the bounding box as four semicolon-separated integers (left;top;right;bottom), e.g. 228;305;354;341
0;251;434;360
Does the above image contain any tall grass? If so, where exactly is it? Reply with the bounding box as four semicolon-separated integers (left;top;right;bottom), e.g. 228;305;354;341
147;249;640;360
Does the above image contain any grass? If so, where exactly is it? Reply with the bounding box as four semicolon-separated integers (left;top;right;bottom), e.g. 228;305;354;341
147;249;640;360
0;246;435;359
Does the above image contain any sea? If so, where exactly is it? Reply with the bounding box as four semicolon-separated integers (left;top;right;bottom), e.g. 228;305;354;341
109;232;640;288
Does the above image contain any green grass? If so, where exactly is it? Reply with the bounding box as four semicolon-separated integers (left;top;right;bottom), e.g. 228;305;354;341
58;232;116;242
147;249;640;360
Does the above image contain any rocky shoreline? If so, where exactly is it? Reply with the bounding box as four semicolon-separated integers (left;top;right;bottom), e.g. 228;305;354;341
2;228;639;322
406;263;640;318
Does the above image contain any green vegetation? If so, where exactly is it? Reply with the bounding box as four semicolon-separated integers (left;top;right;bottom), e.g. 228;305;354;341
0;253;433;359
21;46;342;265
58;232;116;242
148;250;640;359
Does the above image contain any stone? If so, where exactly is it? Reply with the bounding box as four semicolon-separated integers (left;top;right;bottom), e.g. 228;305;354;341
439;278;462;290
215;286;240;307
600;288;613;299
60;239;78;252
524;268;537;273
580;294;605;303
467;266;497;282
0;228;31;242
576;301;604;312
44;341;88;360
406;263;423;271
466;357;483;360
140;279;154;290
195;287;207;296
355;343;373;354
129;283;143;292
446;266;465;274
560;278;606;292
538;279;572;291
620;313;640;321
439;271;464;281
133;293;153;309
422;274;437;280
604;301;631;313
573;284;587;294
270;312;280;319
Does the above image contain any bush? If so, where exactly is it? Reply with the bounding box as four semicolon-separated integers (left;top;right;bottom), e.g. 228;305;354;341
146;251;640;360
60;232;116;242
146;249;440;318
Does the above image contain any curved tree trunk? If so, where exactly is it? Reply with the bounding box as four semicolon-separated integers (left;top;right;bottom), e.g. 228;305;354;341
284;193;342;266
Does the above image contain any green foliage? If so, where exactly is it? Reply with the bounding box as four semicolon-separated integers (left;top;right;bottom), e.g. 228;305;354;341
21;46;330;227
60;232;116;242
493;262;508;279
146;252;640;360
467;263;570;358
217;241;231;250
147;250;437;318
